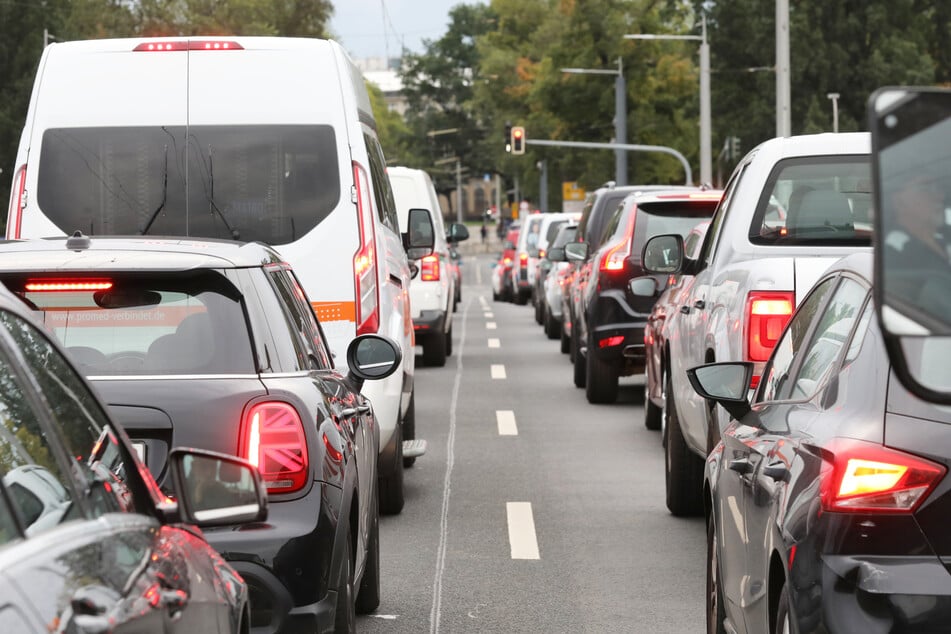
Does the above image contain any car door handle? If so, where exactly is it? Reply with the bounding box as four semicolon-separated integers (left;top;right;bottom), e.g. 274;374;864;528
693;300;706;310
728;458;753;475
680;305;691;314
762;463;788;482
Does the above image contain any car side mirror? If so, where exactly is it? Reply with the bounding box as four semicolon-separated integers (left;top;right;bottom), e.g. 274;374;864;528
643;234;684;274
447;222;470;243
403;208;435;260
869;86;951;404
629;277;658;297
346;334;402;391
548;246;566;262
167;448;268;528
686;362;753;421
564;242;588;262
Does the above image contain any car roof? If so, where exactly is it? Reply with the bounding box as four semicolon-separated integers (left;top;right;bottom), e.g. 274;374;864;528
0;236;282;272
619;188;724;206
821;251;873;283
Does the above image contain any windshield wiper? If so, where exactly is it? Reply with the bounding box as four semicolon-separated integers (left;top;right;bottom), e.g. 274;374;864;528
139;144;168;235
206;147;240;240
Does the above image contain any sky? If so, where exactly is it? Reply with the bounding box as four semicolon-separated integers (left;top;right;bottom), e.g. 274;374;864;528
329;0;482;61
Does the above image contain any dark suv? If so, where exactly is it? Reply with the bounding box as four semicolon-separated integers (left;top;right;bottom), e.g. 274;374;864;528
0;235;404;633
566;189;722;403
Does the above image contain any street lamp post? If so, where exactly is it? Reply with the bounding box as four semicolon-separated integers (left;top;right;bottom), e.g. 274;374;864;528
827;92;840;133
624;15;711;185
428;128;463;223
561;58;627;186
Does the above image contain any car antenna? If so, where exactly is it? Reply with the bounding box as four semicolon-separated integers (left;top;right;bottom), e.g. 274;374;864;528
140;144;168;235
66;230;90;251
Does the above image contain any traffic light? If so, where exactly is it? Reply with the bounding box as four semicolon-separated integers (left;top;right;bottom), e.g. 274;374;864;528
504;122;512;152
511;126;525;155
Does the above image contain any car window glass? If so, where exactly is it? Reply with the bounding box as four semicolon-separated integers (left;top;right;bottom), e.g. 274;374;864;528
757;277;835;403
844;299;873;366
266;269;318;371
271;269;333;369
700;162;747;267
364;134;399;231
789;279;867;400
749;156;871;245
0;312;142;518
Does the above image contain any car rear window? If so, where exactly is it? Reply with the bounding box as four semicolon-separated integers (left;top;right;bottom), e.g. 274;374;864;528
749;156;871;245
37;125;340;245
7;272;254;376
605;199;719;255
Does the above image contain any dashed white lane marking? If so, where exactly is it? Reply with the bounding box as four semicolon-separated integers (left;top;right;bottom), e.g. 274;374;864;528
496;410;517;435
488;338;500;348
484;312;494;318
491;364;506;379
506;502;540;559
476;265;483;285
486;322;497;330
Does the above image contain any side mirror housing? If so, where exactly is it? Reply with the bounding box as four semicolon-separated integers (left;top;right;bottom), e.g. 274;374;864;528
686;362;753;421
447;222;470;243
346;334;402;391
167;448;268;528
403;208;435;260
564;242;588;262
629;277;659;297
642;234;684;274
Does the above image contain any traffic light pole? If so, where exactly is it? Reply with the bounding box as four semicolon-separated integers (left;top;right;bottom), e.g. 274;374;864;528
525;139;693;185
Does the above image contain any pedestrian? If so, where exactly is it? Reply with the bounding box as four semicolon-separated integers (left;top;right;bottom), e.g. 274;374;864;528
480;223;487;244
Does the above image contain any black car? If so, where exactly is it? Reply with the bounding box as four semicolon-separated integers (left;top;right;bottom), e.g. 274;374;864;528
0;235;401;633
0;273;267;632
689;252;951;633
566;189;721;403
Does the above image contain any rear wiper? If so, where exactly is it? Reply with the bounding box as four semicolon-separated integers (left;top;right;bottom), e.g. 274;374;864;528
139;144;168;235
206;147;240;240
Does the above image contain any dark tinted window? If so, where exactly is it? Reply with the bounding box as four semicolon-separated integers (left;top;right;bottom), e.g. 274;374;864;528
364;134;399;231
588;192;629;251
38;125;340;244
10;273;254;376
267;268;333;370
749;156;871;245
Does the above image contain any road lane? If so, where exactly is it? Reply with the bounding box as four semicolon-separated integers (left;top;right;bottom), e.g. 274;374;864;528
359;252;705;633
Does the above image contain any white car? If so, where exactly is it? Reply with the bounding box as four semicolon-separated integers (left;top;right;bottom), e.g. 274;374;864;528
532;212;581;323
389;166;469;368
509;213;545;304
6;36;433;515
540;222;578;339
643;132;872;516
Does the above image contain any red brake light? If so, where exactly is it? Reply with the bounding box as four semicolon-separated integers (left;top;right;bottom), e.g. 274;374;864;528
519;252;528;266
503;257;512;265
599;207;636;273
241;402;309;494
352;163;380;335
420;255;440;281
599;335;624;348
133;40;243;52
820;439;946;513
746;291;794;362
7;165;26;239
25;279;113;292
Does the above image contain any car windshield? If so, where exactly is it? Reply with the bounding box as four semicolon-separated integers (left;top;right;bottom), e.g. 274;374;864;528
749;156;872;245
8;272;255;376
37;125;340;244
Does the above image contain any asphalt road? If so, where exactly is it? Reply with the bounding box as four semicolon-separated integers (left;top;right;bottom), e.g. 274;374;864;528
357;252;706;633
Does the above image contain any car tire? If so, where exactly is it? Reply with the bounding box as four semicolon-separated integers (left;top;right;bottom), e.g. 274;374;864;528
707;515;727;634
585;336;618;404
664;374;704;516
335;531;356;633
645;378;663;431
445;324;453;357
514;291;527;306
534;297;544;324
379;424;405;515
569;319;578;364
493;289;501;301
355;488;381;614
560;322;570;354
573;343;587;388
774;583;791;634
402;393;416;468
422;331;447;367
544;307;561;340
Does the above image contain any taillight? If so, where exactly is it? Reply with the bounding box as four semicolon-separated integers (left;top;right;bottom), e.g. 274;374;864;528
519;252;528;268
746;291;794;362
599;239;631;272
420;255;440;281
241;402;309;494
538;248;546;259
820;439;946;513
503;257;512;265
25;278;113;292
7;165;26;239
599;335;624;348
352;163;379;335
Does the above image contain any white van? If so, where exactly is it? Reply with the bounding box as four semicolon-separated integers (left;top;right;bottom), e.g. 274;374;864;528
388;167;469;369
6;36;433;515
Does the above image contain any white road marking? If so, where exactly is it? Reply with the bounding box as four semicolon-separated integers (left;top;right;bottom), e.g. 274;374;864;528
370;615;399;620
476;264;483;285
496;410;517;435
430;298;469;633
486;322;497;330
488;338;500;348
506;502;540;559
484;312;494;318
491;364;506;379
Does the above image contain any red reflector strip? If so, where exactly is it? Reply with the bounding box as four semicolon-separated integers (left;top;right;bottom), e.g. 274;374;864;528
25;280;113;292
599;335;624;348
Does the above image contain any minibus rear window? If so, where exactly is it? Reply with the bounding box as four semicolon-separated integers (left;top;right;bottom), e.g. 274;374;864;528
37;125;340;245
